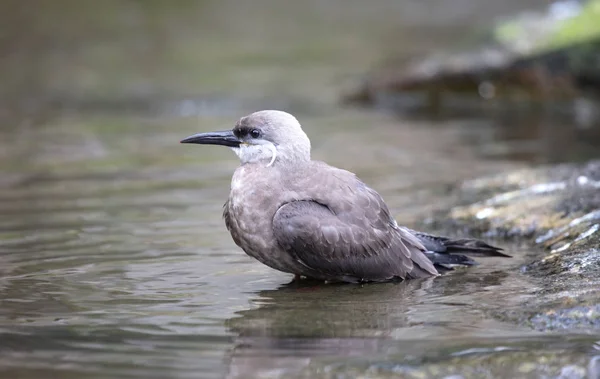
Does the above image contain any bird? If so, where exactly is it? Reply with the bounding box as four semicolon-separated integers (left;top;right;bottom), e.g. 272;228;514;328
181;110;509;283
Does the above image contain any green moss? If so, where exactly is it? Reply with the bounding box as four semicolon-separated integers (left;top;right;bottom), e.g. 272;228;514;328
545;0;600;50
494;0;600;54
495;21;529;47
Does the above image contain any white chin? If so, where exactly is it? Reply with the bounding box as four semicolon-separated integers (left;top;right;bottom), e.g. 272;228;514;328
232;143;277;166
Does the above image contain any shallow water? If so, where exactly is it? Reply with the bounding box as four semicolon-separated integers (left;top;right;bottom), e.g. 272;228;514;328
1;1;599;378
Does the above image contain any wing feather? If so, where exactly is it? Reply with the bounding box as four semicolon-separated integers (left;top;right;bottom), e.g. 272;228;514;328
272;197;438;282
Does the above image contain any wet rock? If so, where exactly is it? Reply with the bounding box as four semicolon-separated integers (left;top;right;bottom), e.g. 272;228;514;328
345;0;600;120
422;159;600;332
296;350;591;379
530;305;600;331
589;356;600;379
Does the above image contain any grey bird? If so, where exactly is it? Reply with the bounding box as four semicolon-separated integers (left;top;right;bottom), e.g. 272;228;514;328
181;110;509;283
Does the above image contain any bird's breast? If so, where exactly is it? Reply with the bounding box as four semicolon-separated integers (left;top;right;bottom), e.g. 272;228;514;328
228;169;278;249
225;166;306;273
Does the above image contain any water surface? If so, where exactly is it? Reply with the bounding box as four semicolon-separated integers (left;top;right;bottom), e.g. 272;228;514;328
1;1;599;378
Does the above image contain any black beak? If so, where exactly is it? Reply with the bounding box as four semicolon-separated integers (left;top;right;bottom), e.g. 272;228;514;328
180;130;240;147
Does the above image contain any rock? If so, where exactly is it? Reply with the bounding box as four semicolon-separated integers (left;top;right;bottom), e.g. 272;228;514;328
345;0;600;120
530;305;600;331
297;350;590;379
422;159;600;332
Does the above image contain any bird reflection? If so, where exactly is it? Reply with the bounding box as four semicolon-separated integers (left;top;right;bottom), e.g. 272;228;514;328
227;277;430;339
224;269;510;378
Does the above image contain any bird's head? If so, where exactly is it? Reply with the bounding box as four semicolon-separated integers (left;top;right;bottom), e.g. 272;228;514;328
181;110;311;166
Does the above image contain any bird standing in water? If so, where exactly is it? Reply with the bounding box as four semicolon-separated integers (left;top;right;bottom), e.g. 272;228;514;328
181;110;508;283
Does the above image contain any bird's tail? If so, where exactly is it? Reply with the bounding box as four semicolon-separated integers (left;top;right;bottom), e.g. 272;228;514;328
410;230;510;270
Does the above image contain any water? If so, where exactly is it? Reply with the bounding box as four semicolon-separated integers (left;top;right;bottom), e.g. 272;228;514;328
1;1;599;378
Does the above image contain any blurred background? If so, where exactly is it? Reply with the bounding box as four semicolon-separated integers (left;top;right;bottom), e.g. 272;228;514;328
1;1;599;378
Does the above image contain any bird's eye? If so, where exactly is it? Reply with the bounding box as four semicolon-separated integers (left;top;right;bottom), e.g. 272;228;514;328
250;129;261;138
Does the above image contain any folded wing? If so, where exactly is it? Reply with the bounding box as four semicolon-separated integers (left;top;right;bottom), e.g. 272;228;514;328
272;199;438;282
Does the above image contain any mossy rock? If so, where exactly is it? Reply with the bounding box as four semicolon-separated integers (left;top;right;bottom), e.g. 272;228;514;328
346;0;600;111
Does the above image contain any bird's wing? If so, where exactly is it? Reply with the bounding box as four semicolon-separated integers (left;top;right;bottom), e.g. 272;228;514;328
272;196;438;282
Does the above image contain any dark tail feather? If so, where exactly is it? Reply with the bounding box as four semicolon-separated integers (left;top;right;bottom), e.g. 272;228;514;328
439;238;510;257
410;230;511;270
423;251;477;270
